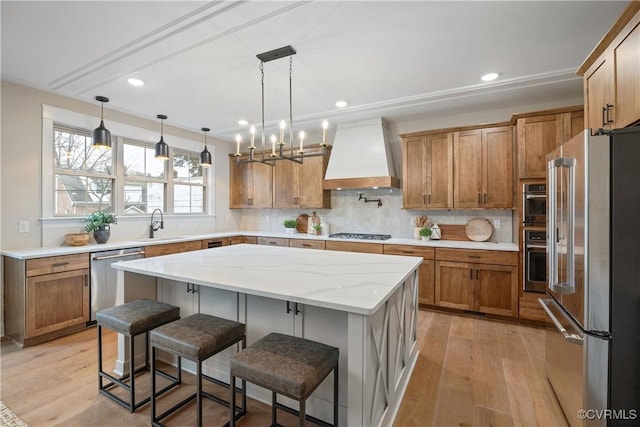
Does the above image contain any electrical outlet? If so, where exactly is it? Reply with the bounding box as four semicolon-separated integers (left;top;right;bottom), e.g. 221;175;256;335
493;219;502;230
19;220;29;233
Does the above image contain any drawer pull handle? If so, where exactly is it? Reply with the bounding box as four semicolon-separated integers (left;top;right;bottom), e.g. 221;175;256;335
468;255;481;259
268;241;277;245
402;250;415;254
302;244;311;247
52;262;70;267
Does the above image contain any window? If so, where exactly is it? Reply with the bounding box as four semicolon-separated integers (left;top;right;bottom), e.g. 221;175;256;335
123;141;166;214
173;150;205;213
53;126;114;215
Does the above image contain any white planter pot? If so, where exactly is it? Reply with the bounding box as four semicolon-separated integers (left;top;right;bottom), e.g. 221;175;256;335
421;236;430;241
284;227;295;235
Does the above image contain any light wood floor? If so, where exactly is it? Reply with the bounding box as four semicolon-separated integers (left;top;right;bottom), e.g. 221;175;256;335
1;310;568;426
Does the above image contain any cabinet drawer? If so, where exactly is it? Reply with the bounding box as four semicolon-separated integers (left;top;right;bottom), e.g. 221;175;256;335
435;248;518;266
26;253;89;277
145;241;202;258
289;239;326;250
383;244;434;259
257;237;290;247
229;235;257;245
325;241;383;254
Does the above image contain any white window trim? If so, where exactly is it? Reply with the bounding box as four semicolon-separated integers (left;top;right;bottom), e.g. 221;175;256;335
42;104;215;219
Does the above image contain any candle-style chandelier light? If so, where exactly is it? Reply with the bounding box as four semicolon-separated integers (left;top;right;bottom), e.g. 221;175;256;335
234;45;328;166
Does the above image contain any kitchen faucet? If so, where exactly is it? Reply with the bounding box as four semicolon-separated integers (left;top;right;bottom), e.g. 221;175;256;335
149;209;164;238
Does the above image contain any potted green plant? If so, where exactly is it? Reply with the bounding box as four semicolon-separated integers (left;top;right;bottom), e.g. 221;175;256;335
419;227;432;241
84;210;117;244
283;219;297;234
311;223;323;236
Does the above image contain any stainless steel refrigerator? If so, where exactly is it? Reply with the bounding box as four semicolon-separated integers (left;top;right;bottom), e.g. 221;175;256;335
539;127;640;426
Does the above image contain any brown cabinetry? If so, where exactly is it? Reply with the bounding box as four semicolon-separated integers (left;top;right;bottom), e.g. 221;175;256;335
229;235;257;245
273;147;331;209
435;248;518;317
453;126;513;209
144;241;202;258
401;133;453;209
201;238;229;249
580;4;640;131
4;253;90;346
257;236;290;247
229;156;273;208
325;241;383;254
289;239;326;250
384;244;435;305
516;108;584;179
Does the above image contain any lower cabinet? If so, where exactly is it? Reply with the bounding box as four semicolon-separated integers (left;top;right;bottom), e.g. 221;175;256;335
4;253;90;346
325;241;383;254
289;239;326;250
144;241;202;258
257;236;290;247
229;235;257;245
435;249;518;317
383;244;435;305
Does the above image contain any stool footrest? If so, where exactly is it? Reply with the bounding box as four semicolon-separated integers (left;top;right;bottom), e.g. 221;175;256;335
274;402;334;427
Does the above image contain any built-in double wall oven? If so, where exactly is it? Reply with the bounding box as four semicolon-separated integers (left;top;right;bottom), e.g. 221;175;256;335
522;182;547;292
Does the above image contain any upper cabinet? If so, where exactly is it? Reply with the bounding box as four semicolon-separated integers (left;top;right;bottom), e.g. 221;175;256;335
579;3;640;131
230;145;330;209
454;126;513;209
273;146;331;209
402;132;453;209
515;107;584;179
229;156;273;208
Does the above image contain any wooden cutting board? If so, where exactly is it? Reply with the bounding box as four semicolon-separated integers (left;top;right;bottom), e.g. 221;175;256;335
296;214;309;233
438;224;470;241
465;217;493;242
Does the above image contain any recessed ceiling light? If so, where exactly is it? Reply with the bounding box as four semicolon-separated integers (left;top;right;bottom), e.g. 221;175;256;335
335;100;348;108
481;72;499;82
127;78;144;87
238;119;249;126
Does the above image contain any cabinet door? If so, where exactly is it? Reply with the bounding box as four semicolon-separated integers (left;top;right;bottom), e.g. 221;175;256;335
229;158;252;208
157;280;198;317
435;261;473;310
273;159;298;208
562;110;585;143
419;259;435;305
298;155;329;208
453;130;482;208
250;162;273;208
426;133;453;208
482;126;513;208
585;56;614;132
26;269;89;338
614;21;640;127
402;136;427;208
475;264;517;317
516;115;563;179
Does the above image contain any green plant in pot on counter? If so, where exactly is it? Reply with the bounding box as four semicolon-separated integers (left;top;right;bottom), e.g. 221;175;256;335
283;219;297;234
84;210;117;244
311;223;323;235
419;227;432;241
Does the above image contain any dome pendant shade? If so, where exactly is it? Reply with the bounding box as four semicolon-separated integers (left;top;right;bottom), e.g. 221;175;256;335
92;119;112;149
155;136;170;160
200;146;212;167
92;96;111;149
155;114;170;160
200;127;212;168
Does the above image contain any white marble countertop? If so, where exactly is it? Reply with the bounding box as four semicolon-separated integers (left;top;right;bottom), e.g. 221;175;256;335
113;244;422;315
2;230;518;259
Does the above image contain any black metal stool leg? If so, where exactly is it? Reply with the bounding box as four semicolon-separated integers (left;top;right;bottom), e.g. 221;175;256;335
151;346;157;423
334;362;339;426
299;398;306;427
230;374;236;427
197;360;203;427
129;333;135;412
272;391;277;427
97;325;103;390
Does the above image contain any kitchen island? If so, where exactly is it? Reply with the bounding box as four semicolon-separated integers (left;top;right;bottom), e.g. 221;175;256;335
113;244;422;427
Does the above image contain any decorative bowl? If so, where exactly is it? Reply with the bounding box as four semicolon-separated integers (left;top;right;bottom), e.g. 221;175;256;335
64;233;90;246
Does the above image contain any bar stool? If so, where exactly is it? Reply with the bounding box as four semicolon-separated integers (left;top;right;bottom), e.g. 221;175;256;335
96;299;181;412
150;313;247;427
229;333;339;427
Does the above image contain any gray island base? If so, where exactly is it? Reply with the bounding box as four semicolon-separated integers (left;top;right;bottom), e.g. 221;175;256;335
113;244;421;426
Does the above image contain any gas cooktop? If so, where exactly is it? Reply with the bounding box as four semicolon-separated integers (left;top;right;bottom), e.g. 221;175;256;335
328;233;392;241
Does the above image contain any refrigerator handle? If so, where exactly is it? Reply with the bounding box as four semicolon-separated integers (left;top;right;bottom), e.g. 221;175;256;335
547;159;557;291
539;298;584;345
549;157;576;294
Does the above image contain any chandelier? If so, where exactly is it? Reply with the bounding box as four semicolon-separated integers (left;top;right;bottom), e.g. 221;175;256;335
234;45;328;166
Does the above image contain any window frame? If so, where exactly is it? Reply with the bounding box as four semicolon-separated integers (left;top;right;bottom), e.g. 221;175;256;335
42;104;214;220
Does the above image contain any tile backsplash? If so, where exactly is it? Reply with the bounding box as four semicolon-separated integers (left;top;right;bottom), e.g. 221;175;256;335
237;189;514;243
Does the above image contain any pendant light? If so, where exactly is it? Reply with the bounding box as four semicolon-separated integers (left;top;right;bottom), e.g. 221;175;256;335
199;127;212;168
155;114;170;160
92;96;112;149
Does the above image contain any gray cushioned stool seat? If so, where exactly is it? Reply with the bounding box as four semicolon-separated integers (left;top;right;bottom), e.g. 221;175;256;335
96;299;180;336
149;313;247;427
150;313;246;359
231;333;338;400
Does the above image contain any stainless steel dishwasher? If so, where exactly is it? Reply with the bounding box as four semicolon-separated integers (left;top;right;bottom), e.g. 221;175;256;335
89;247;145;323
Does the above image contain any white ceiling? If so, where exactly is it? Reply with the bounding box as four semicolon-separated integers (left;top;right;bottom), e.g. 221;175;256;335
1;1;628;140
